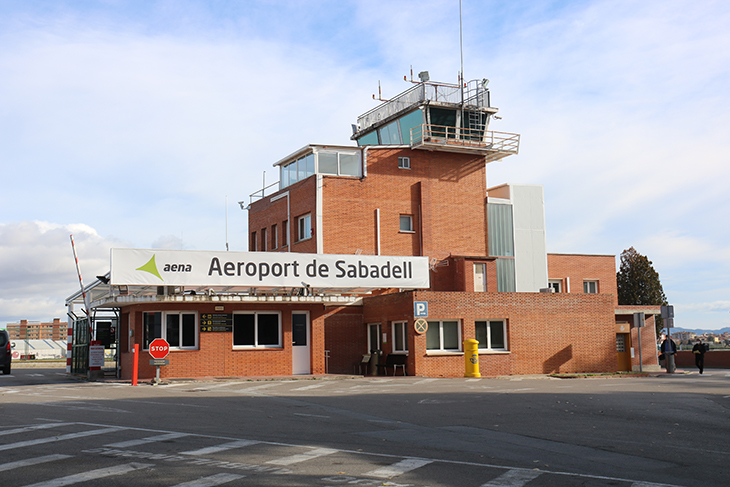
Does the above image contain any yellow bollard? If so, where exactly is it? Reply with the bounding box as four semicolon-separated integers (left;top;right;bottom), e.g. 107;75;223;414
464;339;481;378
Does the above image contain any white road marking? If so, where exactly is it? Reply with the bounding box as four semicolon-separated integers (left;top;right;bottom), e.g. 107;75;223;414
632;482;682;487
0;427;121;451
480;469;542;486
235;383;283;393
411;379;439;385
290;383;327;391
365;458;433;478
293;412;330;418
266;447;337;466
466;378;482;382
0;454;72;472
105;431;192;448
181;439;259;456
172;473;246;486
0;423;72;436
20;462;153;487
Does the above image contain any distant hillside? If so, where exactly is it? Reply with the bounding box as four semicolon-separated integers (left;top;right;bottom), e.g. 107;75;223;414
670;327;730;335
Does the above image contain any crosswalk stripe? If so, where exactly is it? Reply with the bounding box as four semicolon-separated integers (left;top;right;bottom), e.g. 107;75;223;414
181;439;259;456
172;473;246;486
105;432;191;448
265;447;337;465
0;423;72;437
0;427;121;452
480;469;542;486
632;482;681;487
19;462;152;487
0;454;73;472
365;458;433;478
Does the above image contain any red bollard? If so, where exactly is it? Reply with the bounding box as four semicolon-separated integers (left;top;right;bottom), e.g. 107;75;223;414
132;344;139;386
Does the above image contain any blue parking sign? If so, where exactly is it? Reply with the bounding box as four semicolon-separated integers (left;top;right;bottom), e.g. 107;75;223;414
414;301;428;318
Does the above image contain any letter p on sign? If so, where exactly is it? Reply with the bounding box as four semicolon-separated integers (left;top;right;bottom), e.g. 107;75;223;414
414;301;428;318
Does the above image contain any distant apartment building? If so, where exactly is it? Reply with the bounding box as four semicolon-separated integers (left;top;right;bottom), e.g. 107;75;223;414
6;319;66;341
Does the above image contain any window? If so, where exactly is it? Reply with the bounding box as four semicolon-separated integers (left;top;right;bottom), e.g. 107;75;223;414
143;312;197;350
475;320;507;351
297;214;312;241
392;321;408;353
282;220;288;248
399;215;413;232
317;151;361;177
233;312;281;348
583;280;598;294
261;227;267;251
398;157;410;169
548;279;562;293
426;320;461;352
368;323;382;353
474;263;487;292
250;231;257;251
271;224;278;250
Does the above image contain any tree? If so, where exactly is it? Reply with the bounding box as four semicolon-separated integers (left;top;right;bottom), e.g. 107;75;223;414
616;247;668;337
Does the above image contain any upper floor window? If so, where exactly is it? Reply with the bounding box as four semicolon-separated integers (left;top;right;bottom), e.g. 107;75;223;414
280;150;361;189
297;214;312;242
261;227;267;251
398;157;411;169
583;280;598;294
474;263;487;292
399;215;414;232
271;224;278;250
250;231;257;251
548;279;562;293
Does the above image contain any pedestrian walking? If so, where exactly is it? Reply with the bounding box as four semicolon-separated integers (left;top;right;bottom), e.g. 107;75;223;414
692;339;708;374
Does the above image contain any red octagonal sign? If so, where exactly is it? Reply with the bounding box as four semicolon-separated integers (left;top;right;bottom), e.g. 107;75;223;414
148;338;170;359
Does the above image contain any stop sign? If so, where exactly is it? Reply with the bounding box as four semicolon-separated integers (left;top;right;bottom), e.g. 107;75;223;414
148;338;170;359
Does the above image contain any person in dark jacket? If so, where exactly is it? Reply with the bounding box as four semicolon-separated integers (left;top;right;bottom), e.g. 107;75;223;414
692;339;708;374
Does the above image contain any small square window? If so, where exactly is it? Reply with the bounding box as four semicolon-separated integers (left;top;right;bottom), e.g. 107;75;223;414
398;157;410;169
583;280;598;293
399;215;413;232
548;279;562;293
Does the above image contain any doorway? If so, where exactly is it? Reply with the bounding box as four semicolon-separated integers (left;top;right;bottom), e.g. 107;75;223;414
616;333;632;371
292;312;310;374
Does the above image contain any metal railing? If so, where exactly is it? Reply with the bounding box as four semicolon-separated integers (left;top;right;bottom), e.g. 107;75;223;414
356;79;491;133
409;124;520;156
247;180;281;205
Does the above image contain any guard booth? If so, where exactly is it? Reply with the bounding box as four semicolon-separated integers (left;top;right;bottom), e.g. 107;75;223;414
66;277;121;378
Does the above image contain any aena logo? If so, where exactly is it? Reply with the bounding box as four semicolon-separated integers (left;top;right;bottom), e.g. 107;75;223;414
136;254;193;281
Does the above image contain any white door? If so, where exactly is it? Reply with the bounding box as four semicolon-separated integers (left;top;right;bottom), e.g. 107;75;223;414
474;263;486;292
292;312;310;374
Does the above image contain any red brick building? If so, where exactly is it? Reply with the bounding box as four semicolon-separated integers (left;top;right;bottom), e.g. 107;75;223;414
6;318;65;340
67;76;659;380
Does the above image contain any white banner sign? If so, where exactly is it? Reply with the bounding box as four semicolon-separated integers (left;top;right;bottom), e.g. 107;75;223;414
110;249;430;289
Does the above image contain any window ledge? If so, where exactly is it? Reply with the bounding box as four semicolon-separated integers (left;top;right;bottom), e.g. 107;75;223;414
232;347;285;351
478;350;511;355
426;351;463;356
399;230;416;234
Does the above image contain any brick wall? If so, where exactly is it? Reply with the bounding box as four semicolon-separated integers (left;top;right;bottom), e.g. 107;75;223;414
360;290;618;378
547;253;618;303
118;301;341;380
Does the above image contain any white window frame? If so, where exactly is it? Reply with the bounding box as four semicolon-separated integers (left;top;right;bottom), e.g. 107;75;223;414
367;323;382;353
398;156;410;169
297;214;312;242
475;320;508;351
392;321;408;353
142;311;198;351
474;263;487;292
232;311;282;349
548;279;562;293
583;280;598;294
399;214;414;233
426;320;462;352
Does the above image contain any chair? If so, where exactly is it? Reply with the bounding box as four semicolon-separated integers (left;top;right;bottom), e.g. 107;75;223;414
354;353;371;375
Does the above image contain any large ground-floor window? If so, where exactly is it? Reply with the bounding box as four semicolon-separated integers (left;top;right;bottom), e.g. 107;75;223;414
426;320;461;352
233;312;282;348
143;311;198;350
475;320;508;351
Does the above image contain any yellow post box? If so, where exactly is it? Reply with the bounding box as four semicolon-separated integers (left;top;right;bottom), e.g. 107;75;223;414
464;339;481;378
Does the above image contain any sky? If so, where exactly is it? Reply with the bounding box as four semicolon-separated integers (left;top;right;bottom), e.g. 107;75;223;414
1;0;728;331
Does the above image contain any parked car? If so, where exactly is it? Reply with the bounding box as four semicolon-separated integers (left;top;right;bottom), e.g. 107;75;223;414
0;330;11;374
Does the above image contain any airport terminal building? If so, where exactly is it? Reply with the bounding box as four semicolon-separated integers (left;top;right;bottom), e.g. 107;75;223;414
67;77;660;380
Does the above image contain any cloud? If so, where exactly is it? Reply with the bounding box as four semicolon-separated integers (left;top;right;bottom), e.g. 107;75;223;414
0;221;125;325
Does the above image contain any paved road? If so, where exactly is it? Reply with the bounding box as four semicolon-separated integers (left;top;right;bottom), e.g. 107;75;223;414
1;368;729;486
